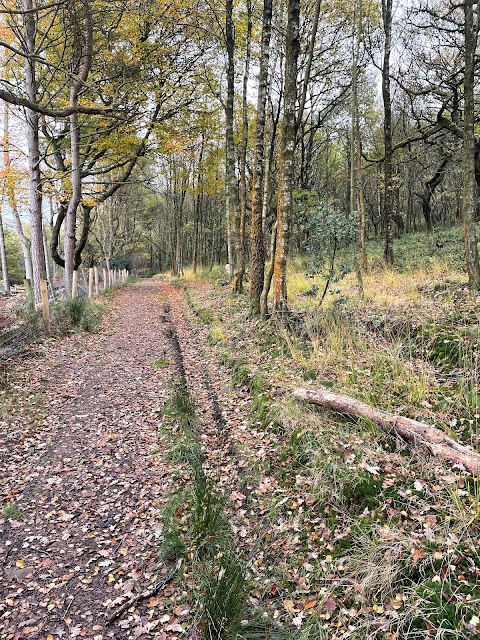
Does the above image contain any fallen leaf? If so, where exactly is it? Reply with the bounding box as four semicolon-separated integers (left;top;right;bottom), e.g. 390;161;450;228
411;547;426;566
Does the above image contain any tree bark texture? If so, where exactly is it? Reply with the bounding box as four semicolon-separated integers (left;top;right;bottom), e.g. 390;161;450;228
3;103;33;281
0;207;10;295
249;0;273;315
64;0;93;295
381;0;394;265
23;0;47;304
225;0;242;292
272;0;300;313
294;387;480;474
462;0;480;289
238;0;252;291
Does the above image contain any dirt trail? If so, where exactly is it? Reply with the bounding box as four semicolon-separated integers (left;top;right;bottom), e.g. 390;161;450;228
0;281;176;640
0;279;272;640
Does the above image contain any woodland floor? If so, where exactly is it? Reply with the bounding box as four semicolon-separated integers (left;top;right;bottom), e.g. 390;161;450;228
0;279;239;640
1;276;480;640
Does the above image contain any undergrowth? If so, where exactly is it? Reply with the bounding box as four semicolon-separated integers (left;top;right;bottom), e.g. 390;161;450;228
177;247;480;639
220;351;278;429
160;381;249;638
50;297;103;335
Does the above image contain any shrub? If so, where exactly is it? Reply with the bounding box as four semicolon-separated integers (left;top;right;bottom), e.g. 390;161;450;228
50;298;102;335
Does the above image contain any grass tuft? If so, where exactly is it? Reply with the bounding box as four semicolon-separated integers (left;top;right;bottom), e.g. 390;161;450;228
50;298;103;335
2;504;24;520
199;551;246;640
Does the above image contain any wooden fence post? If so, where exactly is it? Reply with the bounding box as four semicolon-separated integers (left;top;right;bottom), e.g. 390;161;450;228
88;267;94;299
72;270;78;299
40;279;49;332
103;268;108;290
94;266;99;295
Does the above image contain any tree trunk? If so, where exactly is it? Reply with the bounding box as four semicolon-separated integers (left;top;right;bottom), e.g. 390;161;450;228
3;103;33;281
272;0;300;313
225;0;242;292
249;0;273;315
0;207;10;295
260;222;277;317
293;387;480;474
23;0;47;304
193;137;205;274
462;0;480;289
64;104;81;295
350;0;367;272
63;0;93;296
381;0;394;265
296;0;321;129
418;155;450;232
350;0;365;289
238;0;252;291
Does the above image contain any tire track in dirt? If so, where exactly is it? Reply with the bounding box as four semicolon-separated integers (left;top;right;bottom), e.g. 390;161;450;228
159;282;272;550
160;284;233;486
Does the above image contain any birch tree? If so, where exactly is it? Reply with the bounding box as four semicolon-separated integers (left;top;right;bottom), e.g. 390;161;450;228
249;0;273;315
0;207;10;295
381;0;394;265
272;0;300;313
63;0;93;296
23;0;48;303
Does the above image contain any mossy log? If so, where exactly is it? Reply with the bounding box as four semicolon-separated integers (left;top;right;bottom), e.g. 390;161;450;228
293;387;480;474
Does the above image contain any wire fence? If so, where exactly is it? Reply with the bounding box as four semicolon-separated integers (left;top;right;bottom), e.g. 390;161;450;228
0;267;129;369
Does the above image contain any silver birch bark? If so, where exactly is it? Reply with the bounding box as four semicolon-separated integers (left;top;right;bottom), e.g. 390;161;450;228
2;102;33;281
272;0;300;313
63;0;93;295
0;207;10;295
23;0;47;303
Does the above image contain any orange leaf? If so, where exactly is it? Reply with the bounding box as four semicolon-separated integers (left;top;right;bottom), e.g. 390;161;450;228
411;547;426;566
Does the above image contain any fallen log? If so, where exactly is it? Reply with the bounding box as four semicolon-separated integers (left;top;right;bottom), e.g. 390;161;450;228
293;387;480;474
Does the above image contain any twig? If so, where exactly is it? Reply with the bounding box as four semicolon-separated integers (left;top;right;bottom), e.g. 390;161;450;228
106;559;182;625
63;595;75;620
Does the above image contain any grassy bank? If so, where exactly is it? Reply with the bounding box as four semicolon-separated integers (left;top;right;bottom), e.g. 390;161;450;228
164;226;480;639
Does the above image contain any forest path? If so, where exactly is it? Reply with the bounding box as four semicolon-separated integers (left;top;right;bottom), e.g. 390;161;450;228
0;280;179;640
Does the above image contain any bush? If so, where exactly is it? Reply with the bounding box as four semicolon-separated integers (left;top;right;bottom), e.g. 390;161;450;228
50;297;102;335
